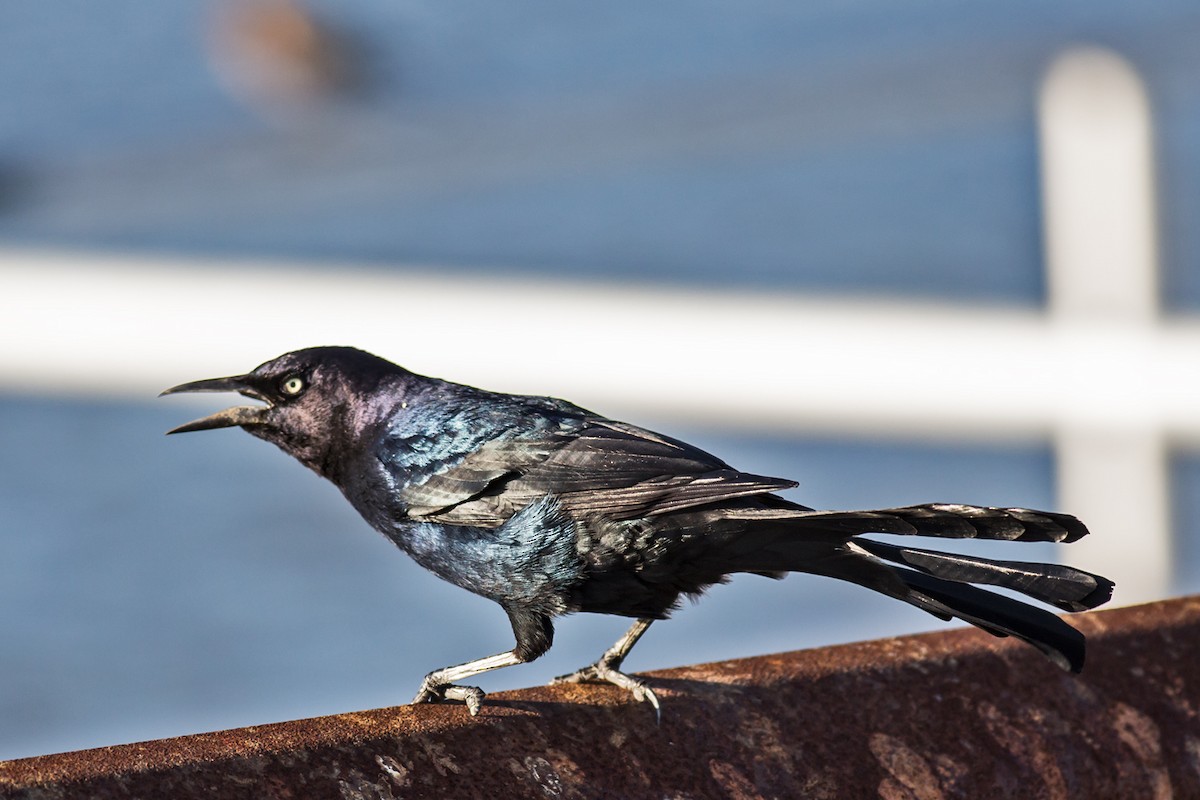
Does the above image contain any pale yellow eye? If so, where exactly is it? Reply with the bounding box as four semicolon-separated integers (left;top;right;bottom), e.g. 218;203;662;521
281;376;305;396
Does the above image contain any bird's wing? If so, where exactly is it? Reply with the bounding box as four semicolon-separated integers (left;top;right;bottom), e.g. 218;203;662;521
399;419;796;527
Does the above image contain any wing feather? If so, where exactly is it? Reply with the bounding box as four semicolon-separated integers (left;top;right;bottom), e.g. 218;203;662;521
398;421;795;526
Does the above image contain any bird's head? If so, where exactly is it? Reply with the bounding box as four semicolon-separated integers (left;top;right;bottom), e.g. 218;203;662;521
162;346;407;478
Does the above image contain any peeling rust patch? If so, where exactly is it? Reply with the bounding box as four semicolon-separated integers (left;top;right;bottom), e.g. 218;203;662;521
2;597;1199;799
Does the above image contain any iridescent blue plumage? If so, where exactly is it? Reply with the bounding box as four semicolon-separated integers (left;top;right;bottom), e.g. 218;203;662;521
376;383;587;498
400;497;582;612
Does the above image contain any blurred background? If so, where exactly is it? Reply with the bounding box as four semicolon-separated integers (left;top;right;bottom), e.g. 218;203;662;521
2;0;1200;761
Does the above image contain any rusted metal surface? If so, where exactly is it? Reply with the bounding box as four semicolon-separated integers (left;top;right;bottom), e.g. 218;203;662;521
3;596;1199;799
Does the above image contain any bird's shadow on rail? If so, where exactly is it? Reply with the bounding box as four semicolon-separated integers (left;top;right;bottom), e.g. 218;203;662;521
479;674;754;721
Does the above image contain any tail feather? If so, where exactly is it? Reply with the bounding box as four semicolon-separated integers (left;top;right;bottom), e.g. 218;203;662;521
801;550;1091;672
716;502;1113;673
852;538;1114;612
727;503;1090;543
896;568;1087;672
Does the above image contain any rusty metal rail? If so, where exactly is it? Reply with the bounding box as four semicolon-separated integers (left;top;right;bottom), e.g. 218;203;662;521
3;596;1199;799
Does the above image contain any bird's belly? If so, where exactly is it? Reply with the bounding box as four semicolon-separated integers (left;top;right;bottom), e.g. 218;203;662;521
386;497;586;616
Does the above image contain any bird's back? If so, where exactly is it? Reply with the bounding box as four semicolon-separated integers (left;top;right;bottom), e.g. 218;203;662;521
370;378;798;530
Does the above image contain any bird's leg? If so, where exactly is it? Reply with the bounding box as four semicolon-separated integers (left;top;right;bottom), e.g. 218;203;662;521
551;618;659;718
412;608;553;716
412;651;523;715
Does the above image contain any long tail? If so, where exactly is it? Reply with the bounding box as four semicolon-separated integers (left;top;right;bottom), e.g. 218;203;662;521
722;503;1115;672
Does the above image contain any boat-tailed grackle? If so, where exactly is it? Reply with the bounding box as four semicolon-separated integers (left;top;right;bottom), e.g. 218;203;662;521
163;346;1114;717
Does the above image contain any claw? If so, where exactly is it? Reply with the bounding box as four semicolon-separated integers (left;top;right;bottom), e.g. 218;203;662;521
630;682;661;725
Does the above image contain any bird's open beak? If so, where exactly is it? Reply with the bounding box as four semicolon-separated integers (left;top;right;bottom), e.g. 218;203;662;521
160;375;270;434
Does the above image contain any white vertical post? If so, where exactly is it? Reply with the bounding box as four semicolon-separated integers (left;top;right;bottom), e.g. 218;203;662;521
1039;47;1171;602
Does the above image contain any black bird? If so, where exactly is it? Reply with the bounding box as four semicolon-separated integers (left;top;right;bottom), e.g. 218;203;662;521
163;346;1113;716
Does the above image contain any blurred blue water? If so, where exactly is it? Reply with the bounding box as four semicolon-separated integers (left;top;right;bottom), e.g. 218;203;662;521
0;392;1072;760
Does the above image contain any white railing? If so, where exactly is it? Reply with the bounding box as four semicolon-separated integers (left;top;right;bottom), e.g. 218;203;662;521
1039;48;1177;604
1;47;1193;603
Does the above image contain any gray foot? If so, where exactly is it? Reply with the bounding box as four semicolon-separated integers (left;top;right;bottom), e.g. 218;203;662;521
412;678;486;716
